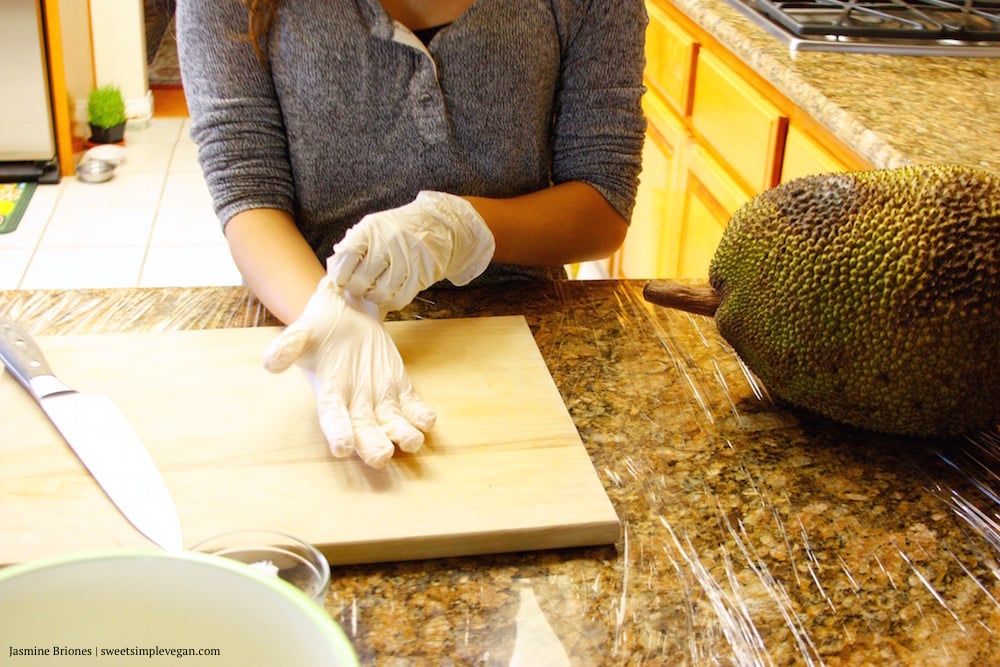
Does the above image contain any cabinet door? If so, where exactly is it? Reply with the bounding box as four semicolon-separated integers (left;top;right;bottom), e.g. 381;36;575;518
618;136;672;278
781;124;849;183
616;93;688;279
691;50;787;194
645;0;698;117
673;144;753;279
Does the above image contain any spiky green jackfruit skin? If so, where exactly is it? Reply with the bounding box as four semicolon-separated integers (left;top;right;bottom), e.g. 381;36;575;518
709;164;1000;437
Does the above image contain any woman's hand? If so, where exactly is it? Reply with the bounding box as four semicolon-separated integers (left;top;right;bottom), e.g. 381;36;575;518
261;277;436;468
327;191;495;313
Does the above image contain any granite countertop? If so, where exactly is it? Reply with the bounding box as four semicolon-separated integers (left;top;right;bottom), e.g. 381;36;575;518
665;0;1000;172
3;282;998;665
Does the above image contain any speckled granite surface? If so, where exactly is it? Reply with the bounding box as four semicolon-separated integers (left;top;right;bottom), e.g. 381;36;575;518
3;282;999;665
669;0;1000;172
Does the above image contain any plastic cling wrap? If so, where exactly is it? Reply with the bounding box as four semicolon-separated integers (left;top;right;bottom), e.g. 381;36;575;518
2;282;998;664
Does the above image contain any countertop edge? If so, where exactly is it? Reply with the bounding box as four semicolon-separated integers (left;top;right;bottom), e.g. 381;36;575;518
660;0;997;171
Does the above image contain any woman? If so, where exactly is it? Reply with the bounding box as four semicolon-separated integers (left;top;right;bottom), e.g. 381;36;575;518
176;0;647;466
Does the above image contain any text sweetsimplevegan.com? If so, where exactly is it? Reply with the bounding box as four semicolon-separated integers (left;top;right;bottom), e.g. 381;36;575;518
9;645;221;658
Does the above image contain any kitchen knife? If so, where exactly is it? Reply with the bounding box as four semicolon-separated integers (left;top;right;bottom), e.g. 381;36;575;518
0;317;183;552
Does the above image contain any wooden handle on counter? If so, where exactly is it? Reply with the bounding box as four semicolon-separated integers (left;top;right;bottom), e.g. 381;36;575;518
642;281;721;318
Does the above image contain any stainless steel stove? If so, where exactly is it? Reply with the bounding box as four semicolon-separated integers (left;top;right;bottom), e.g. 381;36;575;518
725;0;1000;56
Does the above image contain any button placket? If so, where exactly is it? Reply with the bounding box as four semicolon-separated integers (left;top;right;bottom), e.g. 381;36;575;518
408;59;449;143
383;19;449;143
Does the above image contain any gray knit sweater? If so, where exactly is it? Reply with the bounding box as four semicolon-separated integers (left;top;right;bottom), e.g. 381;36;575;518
176;0;647;283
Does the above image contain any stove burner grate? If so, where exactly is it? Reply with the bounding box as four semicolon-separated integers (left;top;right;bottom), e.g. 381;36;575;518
755;0;1000;41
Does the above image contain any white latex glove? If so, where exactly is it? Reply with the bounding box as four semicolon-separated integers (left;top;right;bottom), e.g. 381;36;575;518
328;191;495;313
261;277;436;468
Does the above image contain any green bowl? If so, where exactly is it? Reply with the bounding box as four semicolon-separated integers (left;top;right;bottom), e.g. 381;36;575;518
0;549;358;666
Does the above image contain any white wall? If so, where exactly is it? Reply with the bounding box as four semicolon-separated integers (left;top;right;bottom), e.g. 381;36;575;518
87;0;151;124
57;0;95;138
53;0;152;128
57;0;92;102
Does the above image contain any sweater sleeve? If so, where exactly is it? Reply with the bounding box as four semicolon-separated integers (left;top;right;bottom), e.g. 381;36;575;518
175;0;296;228
551;0;648;222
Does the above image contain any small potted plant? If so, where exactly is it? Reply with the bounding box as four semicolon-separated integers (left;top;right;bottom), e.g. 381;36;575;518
87;84;127;144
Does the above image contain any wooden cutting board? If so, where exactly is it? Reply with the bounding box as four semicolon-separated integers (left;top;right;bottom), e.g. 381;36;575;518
0;316;619;566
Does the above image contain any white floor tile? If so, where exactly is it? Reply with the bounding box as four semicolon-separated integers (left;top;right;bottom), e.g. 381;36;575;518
60;171;167;210
150;206;225;246
161;171;213;208
140;245;243;288
125;117;185;145
1;183;61;250
117;141;174;174
0;209;48;251
40;207;155;248
5;117;244;290
22;181;64;214
574;260;611;280
21;246;145;290
0;248;33;289
168;140;201;173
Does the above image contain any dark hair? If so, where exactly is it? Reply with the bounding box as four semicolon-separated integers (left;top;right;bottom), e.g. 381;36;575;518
243;0;280;65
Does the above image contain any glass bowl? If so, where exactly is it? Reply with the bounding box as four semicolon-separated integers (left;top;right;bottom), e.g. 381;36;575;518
191;530;331;604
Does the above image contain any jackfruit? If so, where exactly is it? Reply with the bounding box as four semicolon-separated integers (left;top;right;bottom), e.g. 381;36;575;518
644;164;1000;437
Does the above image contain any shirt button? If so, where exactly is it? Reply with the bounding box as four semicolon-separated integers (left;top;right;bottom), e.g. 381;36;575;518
419;94;433;104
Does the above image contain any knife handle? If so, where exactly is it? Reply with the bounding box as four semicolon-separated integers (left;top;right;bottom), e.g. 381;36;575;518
0;317;72;400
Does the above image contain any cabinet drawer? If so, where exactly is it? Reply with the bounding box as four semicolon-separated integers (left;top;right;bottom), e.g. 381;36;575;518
645;0;698;117
781;124;849;183
691;50;786;194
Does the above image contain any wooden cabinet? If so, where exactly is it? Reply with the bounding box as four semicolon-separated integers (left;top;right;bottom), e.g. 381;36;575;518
613;0;869;280
781;124;850;183
690;50;786;195
644;0;698;117
675;144;749;278
622;93;748;279
615;93;687;279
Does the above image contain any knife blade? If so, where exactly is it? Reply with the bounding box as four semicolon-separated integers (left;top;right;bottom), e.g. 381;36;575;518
0;317;183;552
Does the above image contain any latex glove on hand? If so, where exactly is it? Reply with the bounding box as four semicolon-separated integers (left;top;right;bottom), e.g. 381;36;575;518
328;191;495;313
261;277;436;468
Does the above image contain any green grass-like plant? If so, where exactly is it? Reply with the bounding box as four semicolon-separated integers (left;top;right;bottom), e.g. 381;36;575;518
87;84;127;130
